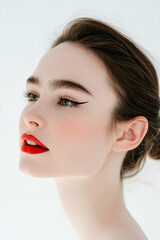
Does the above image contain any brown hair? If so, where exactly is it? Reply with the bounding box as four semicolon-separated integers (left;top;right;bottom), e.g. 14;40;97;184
49;17;160;180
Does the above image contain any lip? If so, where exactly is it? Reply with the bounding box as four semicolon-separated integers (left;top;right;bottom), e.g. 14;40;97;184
21;133;49;149
20;133;49;154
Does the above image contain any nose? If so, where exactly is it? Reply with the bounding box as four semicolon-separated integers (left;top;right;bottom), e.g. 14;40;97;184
23;111;45;129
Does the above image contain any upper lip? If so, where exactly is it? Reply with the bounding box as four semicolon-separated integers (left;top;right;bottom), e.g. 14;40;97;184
21;133;49;149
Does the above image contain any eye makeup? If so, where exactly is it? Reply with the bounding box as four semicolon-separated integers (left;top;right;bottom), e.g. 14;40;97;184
23;90;89;108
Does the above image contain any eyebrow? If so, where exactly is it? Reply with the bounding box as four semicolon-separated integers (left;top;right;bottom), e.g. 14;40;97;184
26;76;94;97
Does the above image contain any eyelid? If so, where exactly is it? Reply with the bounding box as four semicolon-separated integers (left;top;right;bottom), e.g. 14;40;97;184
58;93;80;102
26;88;84;102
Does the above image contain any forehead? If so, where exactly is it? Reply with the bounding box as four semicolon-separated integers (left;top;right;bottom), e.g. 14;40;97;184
33;42;116;103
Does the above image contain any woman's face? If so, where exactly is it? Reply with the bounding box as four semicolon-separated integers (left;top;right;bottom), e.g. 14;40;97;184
19;42;118;178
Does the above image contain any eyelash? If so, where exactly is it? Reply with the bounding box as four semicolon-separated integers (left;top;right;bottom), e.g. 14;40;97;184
23;90;83;108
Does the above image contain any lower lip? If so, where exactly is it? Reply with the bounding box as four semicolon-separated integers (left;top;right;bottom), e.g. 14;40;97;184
21;143;49;154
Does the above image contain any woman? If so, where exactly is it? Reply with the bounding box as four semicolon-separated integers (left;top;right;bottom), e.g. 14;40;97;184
19;17;160;239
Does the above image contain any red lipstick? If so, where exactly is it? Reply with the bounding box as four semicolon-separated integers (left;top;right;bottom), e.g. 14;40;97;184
21;133;49;154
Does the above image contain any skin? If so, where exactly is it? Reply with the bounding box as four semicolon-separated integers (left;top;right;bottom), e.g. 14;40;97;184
19;42;149;240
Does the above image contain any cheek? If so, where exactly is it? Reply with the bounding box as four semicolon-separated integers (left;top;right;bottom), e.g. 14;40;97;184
56;114;109;142
60;122;84;137
52;119;110;176
56;120;95;142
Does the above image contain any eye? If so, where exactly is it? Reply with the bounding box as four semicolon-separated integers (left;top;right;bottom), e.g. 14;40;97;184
58;97;80;108
23;90;88;108
23;91;39;101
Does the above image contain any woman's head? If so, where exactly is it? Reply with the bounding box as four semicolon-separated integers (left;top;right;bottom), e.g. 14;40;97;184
19;17;160;181
19;41;123;179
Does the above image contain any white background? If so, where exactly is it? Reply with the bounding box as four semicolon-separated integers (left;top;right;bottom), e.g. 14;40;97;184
0;0;160;239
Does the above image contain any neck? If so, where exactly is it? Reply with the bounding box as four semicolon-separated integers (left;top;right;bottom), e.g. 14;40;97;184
55;151;148;240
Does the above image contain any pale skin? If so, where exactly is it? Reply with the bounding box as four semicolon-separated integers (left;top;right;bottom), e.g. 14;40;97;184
19;42;149;239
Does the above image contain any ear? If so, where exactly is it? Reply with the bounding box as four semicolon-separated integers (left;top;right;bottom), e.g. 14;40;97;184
111;116;149;152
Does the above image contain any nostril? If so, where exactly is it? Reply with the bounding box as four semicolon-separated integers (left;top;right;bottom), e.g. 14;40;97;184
29;121;39;126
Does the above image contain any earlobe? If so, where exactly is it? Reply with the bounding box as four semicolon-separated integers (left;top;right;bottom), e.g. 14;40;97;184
111;116;149;152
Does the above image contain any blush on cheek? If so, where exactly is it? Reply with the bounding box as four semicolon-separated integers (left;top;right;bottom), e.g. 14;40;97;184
57;119;102;143
59;122;85;137
57;120;95;144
